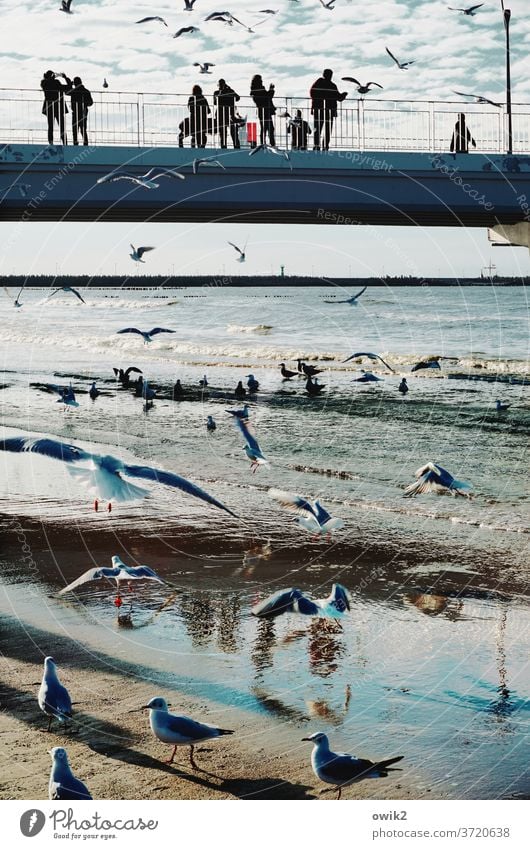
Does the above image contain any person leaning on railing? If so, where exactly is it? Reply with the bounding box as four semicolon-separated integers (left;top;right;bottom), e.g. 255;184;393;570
309;68;347;152
66;77;93;146
40;70;72;145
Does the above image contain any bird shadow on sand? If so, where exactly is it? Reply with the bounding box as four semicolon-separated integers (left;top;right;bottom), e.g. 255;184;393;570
96;744;316;799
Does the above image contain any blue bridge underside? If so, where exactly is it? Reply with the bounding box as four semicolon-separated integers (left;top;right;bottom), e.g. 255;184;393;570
1;144;529;227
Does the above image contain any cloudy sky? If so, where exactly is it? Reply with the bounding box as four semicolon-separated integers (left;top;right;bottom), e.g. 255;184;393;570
1;0;529;278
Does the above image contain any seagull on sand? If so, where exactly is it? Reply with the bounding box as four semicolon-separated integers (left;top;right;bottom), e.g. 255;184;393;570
343;351;395;372
448;4;484;16
89;381;100;401
129;245;156;263
174;26;200;37
385;47;415;70
453;91;503;108
403;462;473;498
140;697;234;769
228;240;247;263
38;657;72;732
194;61;215;73
46;285;86;304
341;78;383;95
57;384;79;408
206;415;217;432
252;583;351;619
113;365;143;386
354;371;382;383
269;488;344;537
117;327;175;343
226;404;250;419
398;378;409;395
58;555;165;596
306;376;326;395
98;169;185;190
49;748;92;801
280;363;298;380
192;156;226;174
0;435;237;515
136;16;168;26
231;416;268;472
247;374;260;392
302;732;404;799
495;399;511;412
297;359;322;376
324;286;367;304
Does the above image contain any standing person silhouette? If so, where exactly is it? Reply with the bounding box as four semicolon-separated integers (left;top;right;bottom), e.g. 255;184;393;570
309;68;347;151
41;70;72;145
188;84;210;148
288;109;312;150
450;113;477;153
250;75;276;146
67;76;93;145
214;79;240;149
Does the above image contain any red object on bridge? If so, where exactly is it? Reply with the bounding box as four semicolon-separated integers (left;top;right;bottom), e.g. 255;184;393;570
114;595;123;608
247;122;257;147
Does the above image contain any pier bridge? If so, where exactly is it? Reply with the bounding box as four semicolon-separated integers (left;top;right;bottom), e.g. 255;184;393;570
1;88;530;246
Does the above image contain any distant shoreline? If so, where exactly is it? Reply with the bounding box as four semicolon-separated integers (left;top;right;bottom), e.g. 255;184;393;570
1;275;528;288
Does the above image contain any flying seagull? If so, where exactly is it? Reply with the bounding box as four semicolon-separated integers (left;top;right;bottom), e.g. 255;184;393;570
117;326;175;343
0;436;237;515
410;356;445;372
49;748;92;801
139;697;234;769
184;0;198;8
452;90;503;108
252;583;351;619
249;143;292;167
60;0;73;13
448;4;484;15
113;365;143;385
193;61;215;73
231;416;268;472
174;26;200;37
269;488;344;537
341;78;383;95
343;351;395;372
192;156;226;174
38;657;72;732
324;286;367;304
97;169;185;190
129;245;156;263
302;732;403;799
318;0;336;8
136;16;168;26
403;462;473;498
59;555;165;596
4;284;25;308
385;47;415;70
228;240;247;263
46;285;86;304
353;371;382;383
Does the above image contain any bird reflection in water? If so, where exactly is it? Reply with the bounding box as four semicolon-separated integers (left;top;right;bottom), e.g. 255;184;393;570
306;685;352;725
251;618;276;675
308;619;346;678
215;594;241;653
407;591;464;621
179;593;217;646
243;539;272;568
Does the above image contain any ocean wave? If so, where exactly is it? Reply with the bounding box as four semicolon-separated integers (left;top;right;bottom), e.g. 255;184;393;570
226;324;274;334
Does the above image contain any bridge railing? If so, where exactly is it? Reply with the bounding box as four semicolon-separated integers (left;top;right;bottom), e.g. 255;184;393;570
0;88;528;155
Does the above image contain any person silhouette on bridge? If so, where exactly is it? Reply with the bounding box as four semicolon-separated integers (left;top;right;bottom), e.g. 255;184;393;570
289;109;312;150
188;85;210;148
250;75;276;146
450;113;477;154
67;76;93;145
214;79;240;149
310;69;347;151
41;70;72;145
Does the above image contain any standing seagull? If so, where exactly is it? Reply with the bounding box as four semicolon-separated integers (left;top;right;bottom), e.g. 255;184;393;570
302;732;403;799
0;436;237;515
228;240;247;263
448;4;484;15
231;417;268;472
324;286;367;304
206;415;217;432
38;657;72;732
89;381;100;400
341;78;383;95
58;555;165;596
117;326;175;344
403;462;473;498
194;62;215;74
398;378;409;395
495;399;511;412
385;47;415;70
343;351;395;373
46;285;86;304
141;697;234;769
129;245;156;263
269;488;344;537
280;363;298;380
247;374;260;392
49;748;92;800
225;404;250;420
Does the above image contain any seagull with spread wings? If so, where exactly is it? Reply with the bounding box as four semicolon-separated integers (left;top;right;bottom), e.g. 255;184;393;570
342;78;383;95
453;91;503;108
97;169;184;190
448;4;484;15
230;416;268;472
343;351;395;372
4;284;25;308
117;326;175;343
252;583;350;619
129;245;156;263
0;435;237;514
324;285;367;304
192;156;226;174
174;26;200;37
46;285;86;304
58;555;165;596
193;61;215;73
60;0;73;13
228;240;247;263
385;47;415;70
136;16;168;26
403;462;473;498
269;488;344;537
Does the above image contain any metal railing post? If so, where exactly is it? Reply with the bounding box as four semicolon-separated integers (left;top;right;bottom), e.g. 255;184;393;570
429;101;435;152
357;99;364;151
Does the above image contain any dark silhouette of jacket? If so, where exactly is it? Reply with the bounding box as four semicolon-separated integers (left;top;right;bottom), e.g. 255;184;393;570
450;115;477;154
214;81;240;148
188;93;210;147
67;79;93;145
251;83;276;119
289;115;312;150
41;72;71;145
310;76;346;116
